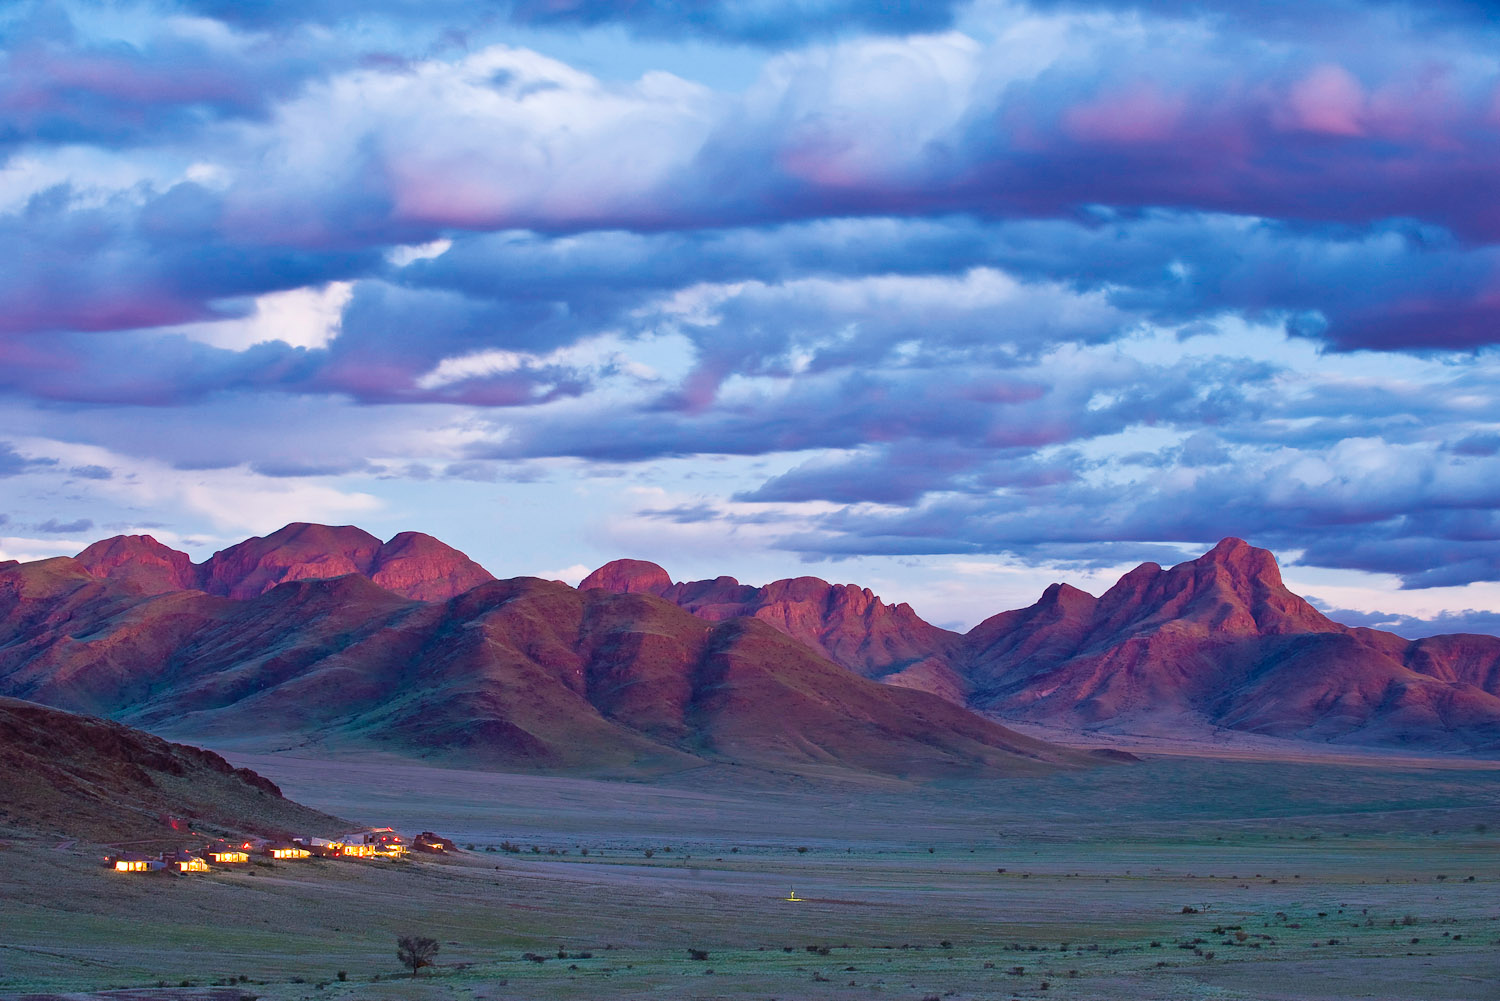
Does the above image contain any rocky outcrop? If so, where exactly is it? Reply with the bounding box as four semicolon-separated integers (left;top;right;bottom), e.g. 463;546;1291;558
71;523;495;602
74;534;197;595
197;523;386;599
578;558;673;595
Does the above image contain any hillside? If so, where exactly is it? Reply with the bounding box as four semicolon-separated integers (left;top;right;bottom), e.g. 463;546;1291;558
0;697;348;843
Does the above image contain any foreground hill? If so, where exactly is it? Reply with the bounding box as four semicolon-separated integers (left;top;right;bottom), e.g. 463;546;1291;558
0;558;1084;778
0;697;347;842
584;540;1500;752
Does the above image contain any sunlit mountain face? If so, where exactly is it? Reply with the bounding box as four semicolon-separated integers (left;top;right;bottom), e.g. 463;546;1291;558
5;526;1497;757
3;0;1500;640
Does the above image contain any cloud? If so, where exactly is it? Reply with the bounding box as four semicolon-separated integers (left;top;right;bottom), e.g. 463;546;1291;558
0;5;343;149
35;517;93;534
740;434;1500;589
10;437;383;536
173;0;968;44
2;0;1500;612
1310;602;1500;639
0;442;57;476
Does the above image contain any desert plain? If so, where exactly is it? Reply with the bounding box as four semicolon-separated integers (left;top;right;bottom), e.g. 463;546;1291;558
3;744;1496;1001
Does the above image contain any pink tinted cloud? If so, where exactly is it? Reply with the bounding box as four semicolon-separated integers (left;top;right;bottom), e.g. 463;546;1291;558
1282;64;1366;137
1062;82;1187;144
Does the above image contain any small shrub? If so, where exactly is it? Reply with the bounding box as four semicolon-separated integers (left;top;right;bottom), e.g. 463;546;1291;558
336;971;346;981
397;936;440;978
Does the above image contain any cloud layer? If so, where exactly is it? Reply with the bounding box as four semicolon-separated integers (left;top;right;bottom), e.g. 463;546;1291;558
1;0;1498;625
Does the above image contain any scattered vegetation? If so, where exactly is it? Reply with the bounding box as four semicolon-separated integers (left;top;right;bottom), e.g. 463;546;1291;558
396;934;439;977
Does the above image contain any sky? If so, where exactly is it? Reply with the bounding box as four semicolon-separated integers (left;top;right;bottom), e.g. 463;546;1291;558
3;0;1500;636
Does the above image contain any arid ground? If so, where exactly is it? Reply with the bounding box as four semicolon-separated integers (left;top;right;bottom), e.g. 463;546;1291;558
3;751;1497;1001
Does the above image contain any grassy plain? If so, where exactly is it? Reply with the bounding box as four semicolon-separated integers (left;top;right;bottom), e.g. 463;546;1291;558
2;751;1497;1001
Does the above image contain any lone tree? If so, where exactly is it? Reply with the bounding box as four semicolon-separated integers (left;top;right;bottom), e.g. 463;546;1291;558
397;934;440;977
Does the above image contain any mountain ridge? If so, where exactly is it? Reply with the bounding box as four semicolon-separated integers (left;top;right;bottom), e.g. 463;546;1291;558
20;524;1500;755
582;538;1500;752
0;556;1085;778
74;523;494;602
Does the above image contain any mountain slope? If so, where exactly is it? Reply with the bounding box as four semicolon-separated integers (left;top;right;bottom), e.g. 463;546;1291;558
581;540;1500;752
963;539;1500;751
0;560;1084;778
580;560;967;700
0;696;347;842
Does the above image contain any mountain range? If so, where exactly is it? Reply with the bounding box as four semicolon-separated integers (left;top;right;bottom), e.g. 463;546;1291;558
0;528;1082;777
1;524;1496;769
584;539;1500;752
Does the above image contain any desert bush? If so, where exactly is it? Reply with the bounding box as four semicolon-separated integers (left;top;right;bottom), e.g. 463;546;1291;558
397;935;440;977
